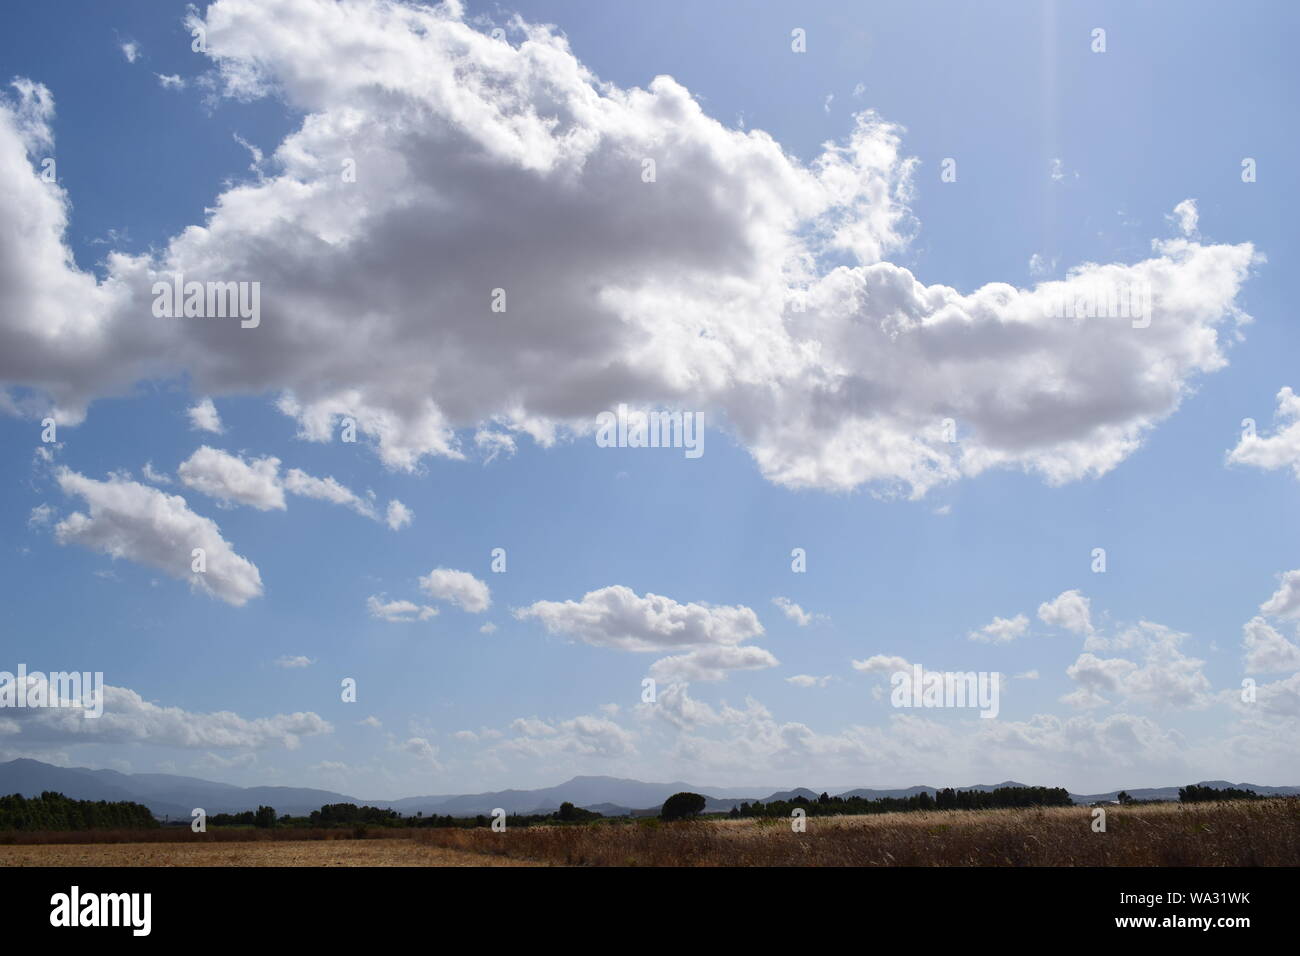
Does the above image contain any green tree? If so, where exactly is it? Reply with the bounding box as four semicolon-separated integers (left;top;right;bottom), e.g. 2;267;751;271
254;805;277;828
660;792;706;821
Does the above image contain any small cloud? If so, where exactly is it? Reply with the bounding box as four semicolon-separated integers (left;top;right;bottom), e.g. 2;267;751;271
90;227;131;247
367;595;438;623
187;398;224;434
1014;670;1040;680
1028;253;1057;277
232;133;264;175
785;674;831;688
385;499;413;531
420;568;491;613
823;93;834;114
1167;198;1199;238
273;655;313;669
969;614;1029;644
155;73;186;90
479;622;497;634
475;428;516;464
120;40;140;64
399;736;441;767
852;654;910;675
1038;589;1093;635
28;503;55;528
141;461;170;485
358;716;382;728
772;596;816;626
852;82;865;98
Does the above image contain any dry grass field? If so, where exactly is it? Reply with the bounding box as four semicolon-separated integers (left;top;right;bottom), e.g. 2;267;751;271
2;799;1296;866
0;838;541;867
411;799;1300;867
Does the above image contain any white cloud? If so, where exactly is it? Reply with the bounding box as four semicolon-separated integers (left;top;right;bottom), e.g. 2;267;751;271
1242;616;1300;674
187;398;224;434
1028;253;1056;277
516;585;762;652
141;461;171;484
1064;622;1211;711
474;428;516;463
500;714;635;759
273;655;313;668
649;644;779;682
119;41;139;64
385;498;413;530
1260;568;1300;619
851;654;910;675
786;674;831;688
517;584;771;679
0;674;328;749
1037;589;1093;635
1245;672;1300;720
27;503;54;528
283;467;376;519
1167;198;1199;238
0;4;1259;497
156;73;187;90
53;468;263;606
1228;388;1300;479
772;596;813;626
419;567;490;613
399;736;441;767
968;613;1029;644
178;445;285;510
367;595;437;623
176;446;395;525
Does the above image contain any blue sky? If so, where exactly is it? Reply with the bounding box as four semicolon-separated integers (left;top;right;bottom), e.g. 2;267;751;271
2;0;1298;797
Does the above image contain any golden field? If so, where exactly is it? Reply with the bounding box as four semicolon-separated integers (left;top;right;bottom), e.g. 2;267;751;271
2;799;1297;867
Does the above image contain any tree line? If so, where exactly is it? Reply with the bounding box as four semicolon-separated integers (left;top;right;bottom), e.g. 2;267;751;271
0;791;157;831
212;800;603;830
728;786;1075;819
1178;784;1262;803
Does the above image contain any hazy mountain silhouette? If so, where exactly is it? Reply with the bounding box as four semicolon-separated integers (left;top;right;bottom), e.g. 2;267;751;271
2;759;1296;818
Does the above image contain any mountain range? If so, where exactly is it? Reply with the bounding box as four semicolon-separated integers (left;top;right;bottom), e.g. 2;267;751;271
2;759;1297;819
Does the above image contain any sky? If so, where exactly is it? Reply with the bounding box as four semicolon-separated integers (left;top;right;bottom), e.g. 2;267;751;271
1;0;1298;799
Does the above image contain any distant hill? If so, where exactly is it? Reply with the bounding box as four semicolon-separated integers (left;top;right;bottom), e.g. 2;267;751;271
1067;781;1300;804
0;758;358;819
1;759;1296;819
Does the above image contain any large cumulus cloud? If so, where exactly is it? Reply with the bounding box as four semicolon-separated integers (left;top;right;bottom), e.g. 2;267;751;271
0;0;1261;495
